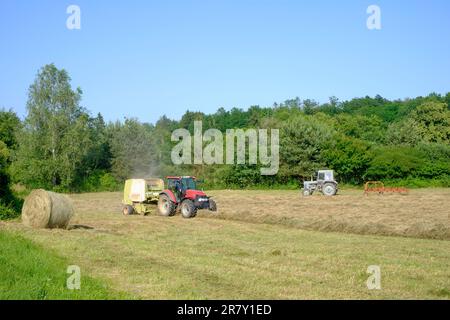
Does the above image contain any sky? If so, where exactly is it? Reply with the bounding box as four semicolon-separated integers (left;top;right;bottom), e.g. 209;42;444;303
0;0;449;124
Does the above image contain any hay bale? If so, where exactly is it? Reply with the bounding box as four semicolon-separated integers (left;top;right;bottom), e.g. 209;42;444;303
21;189;74;229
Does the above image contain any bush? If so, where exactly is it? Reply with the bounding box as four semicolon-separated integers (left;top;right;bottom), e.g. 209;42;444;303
364;146;426;180
78;170;121;192
99;172;120;191
323;135;373;184
382;176;450;188
0;202;19;220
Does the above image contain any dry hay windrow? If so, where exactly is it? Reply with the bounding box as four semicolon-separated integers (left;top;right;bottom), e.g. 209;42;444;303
200;189;450;240
61;189;450;240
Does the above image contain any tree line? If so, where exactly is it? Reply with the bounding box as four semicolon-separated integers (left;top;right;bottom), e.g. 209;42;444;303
1;64;449;216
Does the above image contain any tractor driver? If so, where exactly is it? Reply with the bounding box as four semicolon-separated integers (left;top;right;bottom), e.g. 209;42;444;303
174;179;184;201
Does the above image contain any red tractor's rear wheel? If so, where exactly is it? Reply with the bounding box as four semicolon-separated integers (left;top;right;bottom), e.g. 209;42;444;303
158;194;176;216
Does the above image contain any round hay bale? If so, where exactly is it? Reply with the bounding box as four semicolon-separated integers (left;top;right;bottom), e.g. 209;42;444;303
21;189;74;229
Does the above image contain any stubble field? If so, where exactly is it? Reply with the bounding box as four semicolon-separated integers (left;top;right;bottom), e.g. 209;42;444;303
1;189;449;299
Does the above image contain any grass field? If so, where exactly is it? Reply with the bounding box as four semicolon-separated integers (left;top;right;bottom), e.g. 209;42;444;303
0;231;129;299
1;189;449;299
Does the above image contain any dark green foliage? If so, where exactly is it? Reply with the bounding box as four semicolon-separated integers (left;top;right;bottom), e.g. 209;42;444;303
0;120;22;219
411;101;450;143
0;109;21;149
0;141;11;197
222;165;263;188
4;64;450;195
78;170;120;192
386;118;423;146
333;114;385;143
364;144;450;182
0;204;18;220
364;146;426;180
323;135;373;184
280;115;334;178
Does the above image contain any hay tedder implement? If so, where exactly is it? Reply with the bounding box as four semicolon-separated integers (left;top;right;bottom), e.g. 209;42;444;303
364;181;409;195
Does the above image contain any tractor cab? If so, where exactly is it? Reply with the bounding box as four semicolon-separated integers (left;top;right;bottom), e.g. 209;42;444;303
316;170;334;182
166;176;198;201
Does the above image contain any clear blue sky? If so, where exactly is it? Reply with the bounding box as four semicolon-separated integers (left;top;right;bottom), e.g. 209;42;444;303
1;0;449;123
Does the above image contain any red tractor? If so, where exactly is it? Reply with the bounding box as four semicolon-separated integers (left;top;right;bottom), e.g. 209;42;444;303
158;176;217;218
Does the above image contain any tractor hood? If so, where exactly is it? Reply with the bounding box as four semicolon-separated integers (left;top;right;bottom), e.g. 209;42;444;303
185;189;207;199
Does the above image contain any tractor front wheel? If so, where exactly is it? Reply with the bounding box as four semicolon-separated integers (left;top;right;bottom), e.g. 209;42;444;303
322;183;337;196
180;200;197;218
209;199;217;211
158;194;176;216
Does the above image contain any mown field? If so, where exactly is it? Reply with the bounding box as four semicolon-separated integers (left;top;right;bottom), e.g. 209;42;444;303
1;189;449;299
206;189;450;240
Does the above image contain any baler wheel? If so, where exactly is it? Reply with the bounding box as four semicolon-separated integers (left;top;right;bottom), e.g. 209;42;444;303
123;205;134;215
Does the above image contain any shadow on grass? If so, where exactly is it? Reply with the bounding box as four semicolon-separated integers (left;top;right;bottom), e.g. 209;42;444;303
68;224;94;230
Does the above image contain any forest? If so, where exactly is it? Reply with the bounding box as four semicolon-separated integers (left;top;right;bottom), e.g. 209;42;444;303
1;64;449;217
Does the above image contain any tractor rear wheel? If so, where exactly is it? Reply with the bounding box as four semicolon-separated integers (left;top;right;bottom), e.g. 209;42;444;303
122;205;134;215
322;183;337;196
158;194;176;216
180;199;197;218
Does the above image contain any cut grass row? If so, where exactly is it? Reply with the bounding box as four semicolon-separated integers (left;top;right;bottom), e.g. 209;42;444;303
204;189;450;240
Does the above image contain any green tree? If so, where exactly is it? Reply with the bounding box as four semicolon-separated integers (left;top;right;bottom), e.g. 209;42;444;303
410;101;450;143
386;118;423;146
109;118;156;181
279;115;334;179
0;109;21;149
323;135;373;184
334;114;385;142
0;141;21;219
83;113;112;172
0;141;11;200
364;146;425;180
11;64;93;190
0;110;22;218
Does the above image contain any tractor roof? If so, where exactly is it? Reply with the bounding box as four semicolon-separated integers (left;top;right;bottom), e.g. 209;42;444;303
166;176;196;180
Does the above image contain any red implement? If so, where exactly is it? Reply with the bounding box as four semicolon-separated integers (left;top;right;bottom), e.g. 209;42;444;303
364;181;408;195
